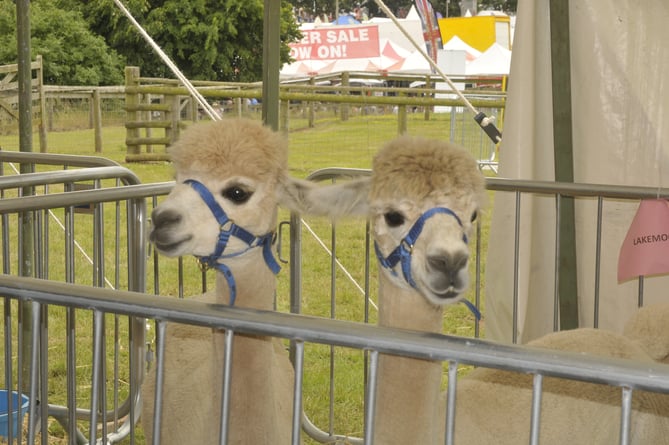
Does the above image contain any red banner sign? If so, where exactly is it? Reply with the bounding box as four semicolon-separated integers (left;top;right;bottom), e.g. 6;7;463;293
289;25;380;60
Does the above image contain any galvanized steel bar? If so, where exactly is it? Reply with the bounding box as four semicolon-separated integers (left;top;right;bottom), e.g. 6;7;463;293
554;196;562;332
151;321;166;445
529;373;544;445
0;166;139;190
0;182;174;214
513;191;521;344
89;310;104;444
5;275;669;394
445;361;459;445
474;218;482;338
3;298;15;441
0;151;129;170
27;301;40;445
219;329;235;445
329;222;337;437
619;387;633;445
292;341;305;445
593;197;604;328
486;178;669;199
364;350;379;445
38;304;48;443
66;307;77;441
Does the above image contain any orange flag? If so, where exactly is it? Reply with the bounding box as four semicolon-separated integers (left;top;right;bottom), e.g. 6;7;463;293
618;199;669;282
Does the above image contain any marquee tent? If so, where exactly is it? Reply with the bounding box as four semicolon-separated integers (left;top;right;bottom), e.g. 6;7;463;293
465;42;511;75
485;0;669;344
281;6;431;77
442;35;481;61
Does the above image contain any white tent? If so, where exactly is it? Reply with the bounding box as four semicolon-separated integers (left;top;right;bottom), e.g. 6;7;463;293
465;42;511;75
281;6;430;77
442;35;481;61
485;0;669;343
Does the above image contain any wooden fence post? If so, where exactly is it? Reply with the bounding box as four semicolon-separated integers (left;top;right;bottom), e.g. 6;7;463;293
167;94;180;146
423;75;432;121
397;91;407;134
145;94;153;153
35;55;48;153
191;97;199;122
308;77;315;128
92;89;103;152
341;72;350;122
280;98;289;133
124;66;141;157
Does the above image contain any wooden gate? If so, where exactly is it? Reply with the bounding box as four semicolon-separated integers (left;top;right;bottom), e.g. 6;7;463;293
0;55;47;152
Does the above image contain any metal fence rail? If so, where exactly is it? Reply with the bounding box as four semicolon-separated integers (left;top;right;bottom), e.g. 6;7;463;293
289;170;669;441
2;156;669;443
294;170;669;340
0;152;150;443
2;275;669;444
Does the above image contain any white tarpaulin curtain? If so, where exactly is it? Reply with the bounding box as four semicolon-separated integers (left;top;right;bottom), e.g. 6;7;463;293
485;0;669;343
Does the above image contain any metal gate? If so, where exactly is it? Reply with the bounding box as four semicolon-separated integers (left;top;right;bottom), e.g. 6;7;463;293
1;155;669;444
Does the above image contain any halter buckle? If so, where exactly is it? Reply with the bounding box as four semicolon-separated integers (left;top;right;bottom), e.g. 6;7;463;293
196;257;212;272
400;239;414;254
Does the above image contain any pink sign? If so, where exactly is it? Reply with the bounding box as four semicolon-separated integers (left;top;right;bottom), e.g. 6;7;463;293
617;199;669;282
289;25;380;61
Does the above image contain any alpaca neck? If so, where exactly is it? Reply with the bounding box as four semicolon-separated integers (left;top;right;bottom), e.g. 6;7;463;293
212;248;289;442
214;247;276;310
377;272;443;330
374;271;444;445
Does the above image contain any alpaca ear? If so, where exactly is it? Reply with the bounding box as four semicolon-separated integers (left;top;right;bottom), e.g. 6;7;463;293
278;176;371;220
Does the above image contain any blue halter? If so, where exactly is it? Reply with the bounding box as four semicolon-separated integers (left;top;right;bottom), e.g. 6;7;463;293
374;207;481;320
184;179;281;306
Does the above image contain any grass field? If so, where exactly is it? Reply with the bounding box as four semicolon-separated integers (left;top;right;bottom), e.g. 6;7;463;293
0;115;495;443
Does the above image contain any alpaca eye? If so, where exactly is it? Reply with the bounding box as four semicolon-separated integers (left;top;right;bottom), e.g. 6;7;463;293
222;186;251;204
470;210;478;223
384;211;405;227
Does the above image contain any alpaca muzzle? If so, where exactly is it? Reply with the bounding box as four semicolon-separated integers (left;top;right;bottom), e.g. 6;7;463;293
375;207;480;319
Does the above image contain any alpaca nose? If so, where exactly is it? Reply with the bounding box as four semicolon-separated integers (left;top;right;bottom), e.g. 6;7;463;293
151;208;182;233
427;251;468;285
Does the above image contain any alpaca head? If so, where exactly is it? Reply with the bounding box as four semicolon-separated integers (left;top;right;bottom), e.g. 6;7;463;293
369;136;487;306
149;118;369;303
150;118;292;261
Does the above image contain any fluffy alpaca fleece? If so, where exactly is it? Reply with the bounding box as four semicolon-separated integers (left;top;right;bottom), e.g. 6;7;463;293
143;118;321;444
623;303;669;364
367;136;486;445
447;327;669;444
359;136;669;444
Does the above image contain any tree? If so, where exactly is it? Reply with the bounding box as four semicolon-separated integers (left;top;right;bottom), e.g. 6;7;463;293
286;1;517;20
288;0;415;20
0;0;125;85
60;0;302;83
479;0;517;13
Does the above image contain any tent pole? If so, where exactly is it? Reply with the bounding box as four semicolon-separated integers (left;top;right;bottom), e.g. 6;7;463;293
549;0;579;330
262;0;281;131
17;0;36;391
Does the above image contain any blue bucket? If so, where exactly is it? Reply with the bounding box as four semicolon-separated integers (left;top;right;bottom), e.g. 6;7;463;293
0;390;30;438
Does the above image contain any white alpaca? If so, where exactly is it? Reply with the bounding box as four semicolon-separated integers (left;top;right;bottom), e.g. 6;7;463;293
143;118;356;444
366;136;487;445
338;136;669;444
623;302;669;364
450;326;669;444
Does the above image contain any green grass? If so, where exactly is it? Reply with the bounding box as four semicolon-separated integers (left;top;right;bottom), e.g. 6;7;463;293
0;116;496;443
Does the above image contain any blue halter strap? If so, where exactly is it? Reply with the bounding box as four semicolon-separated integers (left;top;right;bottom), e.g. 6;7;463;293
184;179;281;306
374;207;481;320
